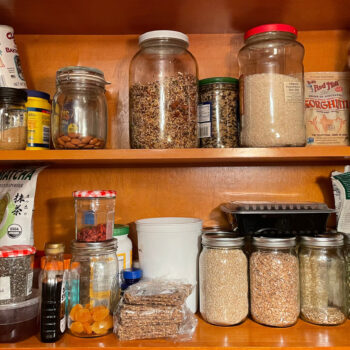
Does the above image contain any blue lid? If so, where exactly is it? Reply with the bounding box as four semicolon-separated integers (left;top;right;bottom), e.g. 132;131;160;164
26;89;50;101
123;268;142;280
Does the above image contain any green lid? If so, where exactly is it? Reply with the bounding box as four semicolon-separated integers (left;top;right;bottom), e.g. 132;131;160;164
199;77;239;86
113;224;129;236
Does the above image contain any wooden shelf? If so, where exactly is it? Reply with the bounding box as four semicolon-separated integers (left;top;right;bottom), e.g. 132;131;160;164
4;317;350;350
1;147;350;166
2;0;350;35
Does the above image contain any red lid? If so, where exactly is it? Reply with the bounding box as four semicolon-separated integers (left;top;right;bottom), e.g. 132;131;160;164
0;245;36;258
244;24;297;41
73;190;116;198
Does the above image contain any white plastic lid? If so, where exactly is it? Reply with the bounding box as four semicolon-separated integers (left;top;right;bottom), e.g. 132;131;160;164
139;30;189;45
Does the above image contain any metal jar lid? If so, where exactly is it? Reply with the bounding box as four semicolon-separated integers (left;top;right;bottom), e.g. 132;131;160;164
71;239;117;255
252;236;296;248
56;66;110;87
202;233;244;248
45;242;65;255
300;234;344;248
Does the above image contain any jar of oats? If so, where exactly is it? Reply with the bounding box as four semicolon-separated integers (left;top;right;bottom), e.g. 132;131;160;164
238;24;305;147
300;234;347;325
199;233;248;326
129;30;198;149
250;236;299;327
198;77;239;148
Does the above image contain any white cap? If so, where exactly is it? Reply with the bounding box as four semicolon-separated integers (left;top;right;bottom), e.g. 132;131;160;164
139;30;189;45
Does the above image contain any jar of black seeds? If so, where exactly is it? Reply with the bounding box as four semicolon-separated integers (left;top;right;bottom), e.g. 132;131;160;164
198;77;239;148
0;245;36;304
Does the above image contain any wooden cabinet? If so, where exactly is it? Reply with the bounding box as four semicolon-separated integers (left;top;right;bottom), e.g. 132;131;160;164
1;0;350;348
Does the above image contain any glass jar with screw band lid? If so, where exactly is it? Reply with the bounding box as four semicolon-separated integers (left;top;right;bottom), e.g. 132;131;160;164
250;236;299;327
69;239;119;337
299;234;347;325
0;87;27;150
198;77;239;148
199;233;248;325
51;66;109;150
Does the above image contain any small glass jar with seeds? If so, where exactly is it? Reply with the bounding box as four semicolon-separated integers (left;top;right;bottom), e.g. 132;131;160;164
0;245;36;304
198;77;239;148
299;234;347;325
199;233;248;326
250;236;299;327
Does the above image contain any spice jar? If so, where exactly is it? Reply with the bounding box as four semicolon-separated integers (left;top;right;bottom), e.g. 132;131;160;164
238;24;305;147
68;239;119;337
129;30;199;149
300;234;347;325
198;77;239;148
51;66;108;150
73;190;116;242
250;236;299;327
0;87;27;150
199;233;248;326
0;245;35;304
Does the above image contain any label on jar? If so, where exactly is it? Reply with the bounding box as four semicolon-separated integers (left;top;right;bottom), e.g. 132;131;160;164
0;276;10;300
26;271;33;295
284;81;302;103
198;103;212;138
26;107;51;150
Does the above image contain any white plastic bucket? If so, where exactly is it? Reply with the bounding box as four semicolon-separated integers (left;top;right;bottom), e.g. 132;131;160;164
136;217;202;312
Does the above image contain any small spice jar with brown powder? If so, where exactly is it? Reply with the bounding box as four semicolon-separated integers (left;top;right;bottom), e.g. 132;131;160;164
250;236;300;327
0;87;27;150
198;77;239;148
129;30;199;149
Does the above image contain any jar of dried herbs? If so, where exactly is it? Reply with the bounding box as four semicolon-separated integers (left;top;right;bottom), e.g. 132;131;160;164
198;77;239;148
129;30;199;149
250;236;300;327
300;234;347;325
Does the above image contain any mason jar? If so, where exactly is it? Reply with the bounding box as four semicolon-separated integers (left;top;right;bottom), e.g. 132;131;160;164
238;24;305;147
345;234;350;318
129;30;199;149
51;66;108;150
250;236;299;327
68;239;119;337
299;234;347;325
73;190;116;242
0;87;27;150
199;233;248;326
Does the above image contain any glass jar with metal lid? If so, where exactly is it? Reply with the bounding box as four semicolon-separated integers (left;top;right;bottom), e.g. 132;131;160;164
0;87;27;150
51;66;109;150
68;239;119;337
345;234;350;318
238;24;305;147
129;30;198;149
199;233;248;326
198;77;239;148
299;234;347;325
250;236;299;327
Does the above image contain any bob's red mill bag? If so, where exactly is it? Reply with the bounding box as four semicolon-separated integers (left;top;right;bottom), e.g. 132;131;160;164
305;72;350;145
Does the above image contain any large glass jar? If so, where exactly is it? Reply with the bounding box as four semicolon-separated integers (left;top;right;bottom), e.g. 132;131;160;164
345;234;350;318
250;236;299;327
238;24;305;147
199;233;248;326
198;77;239;148
129;30;199;149
68;239;119;337
299;234;347;325
73;190;116;242
0;87;27;150
51;66;108;150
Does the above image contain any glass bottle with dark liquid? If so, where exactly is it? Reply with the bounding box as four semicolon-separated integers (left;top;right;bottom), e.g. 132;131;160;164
40;243;66;343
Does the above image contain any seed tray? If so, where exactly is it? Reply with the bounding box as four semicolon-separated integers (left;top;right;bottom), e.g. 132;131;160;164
220;201;335;235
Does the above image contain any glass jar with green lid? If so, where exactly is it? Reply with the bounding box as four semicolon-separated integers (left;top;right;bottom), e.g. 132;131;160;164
198;77;239;148
300;234;347;325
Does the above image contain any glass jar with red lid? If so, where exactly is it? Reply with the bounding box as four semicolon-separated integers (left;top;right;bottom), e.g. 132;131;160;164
238;24;306;147
73;190;116;242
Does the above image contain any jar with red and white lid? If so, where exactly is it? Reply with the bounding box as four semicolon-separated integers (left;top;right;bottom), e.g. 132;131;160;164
238;24;306;147
73;190;116;242
0;245;36;304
